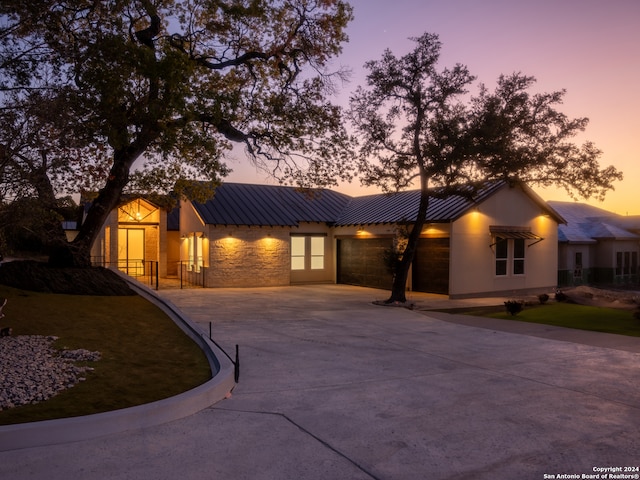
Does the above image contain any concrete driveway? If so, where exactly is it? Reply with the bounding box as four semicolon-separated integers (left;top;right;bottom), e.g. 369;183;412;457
1;285;639;480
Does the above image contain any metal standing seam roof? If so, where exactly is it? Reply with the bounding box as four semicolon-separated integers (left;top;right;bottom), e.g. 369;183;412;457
191;183;352;227
335;181;506;226
190;180;559;228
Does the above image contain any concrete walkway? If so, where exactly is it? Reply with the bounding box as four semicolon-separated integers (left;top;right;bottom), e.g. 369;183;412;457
1;285;639;480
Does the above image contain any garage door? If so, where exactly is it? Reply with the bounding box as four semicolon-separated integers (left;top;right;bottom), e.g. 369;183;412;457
412;238;450;294
337;238;393;290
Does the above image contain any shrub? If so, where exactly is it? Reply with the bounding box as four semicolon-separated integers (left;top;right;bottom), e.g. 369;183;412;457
555;289;568;302
538;293;549;304
504;300;524;316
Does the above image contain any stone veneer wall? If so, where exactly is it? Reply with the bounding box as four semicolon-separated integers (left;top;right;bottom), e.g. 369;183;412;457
206;226;291;287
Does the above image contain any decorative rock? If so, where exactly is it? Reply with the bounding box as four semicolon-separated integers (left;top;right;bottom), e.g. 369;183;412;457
0;335;101;411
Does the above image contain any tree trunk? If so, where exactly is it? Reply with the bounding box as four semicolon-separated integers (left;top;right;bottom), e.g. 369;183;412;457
386;182;430;304
48;149;139;267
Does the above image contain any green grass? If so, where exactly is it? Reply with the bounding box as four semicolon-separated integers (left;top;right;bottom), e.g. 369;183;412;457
0;284;212;425
446;302;640;337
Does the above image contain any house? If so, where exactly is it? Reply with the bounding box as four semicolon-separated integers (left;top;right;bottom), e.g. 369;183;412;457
172;180;562;298
549;201;640;287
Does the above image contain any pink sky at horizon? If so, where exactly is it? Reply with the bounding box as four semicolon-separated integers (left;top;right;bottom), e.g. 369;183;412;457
225;0;640;215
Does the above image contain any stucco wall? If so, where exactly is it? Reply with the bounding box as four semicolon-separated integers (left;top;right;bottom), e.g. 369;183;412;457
180;201;206;233
448;184;559;298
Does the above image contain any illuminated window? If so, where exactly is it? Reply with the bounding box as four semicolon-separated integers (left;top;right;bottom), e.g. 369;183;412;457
291;235;325;271
310;237;325;270
187;233;204;272
291;237;306;270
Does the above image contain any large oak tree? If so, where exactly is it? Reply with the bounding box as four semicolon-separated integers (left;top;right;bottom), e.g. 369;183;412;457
0;0;354;265
348;33;622;304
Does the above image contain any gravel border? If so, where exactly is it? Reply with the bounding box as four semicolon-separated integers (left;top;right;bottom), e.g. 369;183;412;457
0;335;100;411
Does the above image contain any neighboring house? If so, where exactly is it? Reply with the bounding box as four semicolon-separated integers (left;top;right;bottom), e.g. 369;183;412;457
549;201;640;287
174;180;563;298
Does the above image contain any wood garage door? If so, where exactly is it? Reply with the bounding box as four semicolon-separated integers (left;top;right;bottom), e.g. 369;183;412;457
337;238;393;290
412;238;450;294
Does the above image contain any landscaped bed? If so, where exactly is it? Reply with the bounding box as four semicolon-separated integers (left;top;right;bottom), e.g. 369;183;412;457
0;262;211;426
436;288;640;338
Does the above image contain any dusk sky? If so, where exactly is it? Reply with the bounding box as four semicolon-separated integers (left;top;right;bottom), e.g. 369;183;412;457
226;0;640;215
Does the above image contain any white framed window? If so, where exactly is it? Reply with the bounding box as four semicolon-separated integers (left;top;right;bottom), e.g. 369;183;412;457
291;236;306;271
291;235;325;271
513;238;525;275
494;236;525;276
310;237;325;270
495;236;508;276
187;233;204;272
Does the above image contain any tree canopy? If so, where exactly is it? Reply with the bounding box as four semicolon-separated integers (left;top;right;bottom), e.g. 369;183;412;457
348;33;623;303
0;0;354;264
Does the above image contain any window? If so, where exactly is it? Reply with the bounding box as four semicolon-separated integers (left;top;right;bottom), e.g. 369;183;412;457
494;236;525;276
624;252;630;275
616;251;638;278
291;237;306;270
495;237;507;276
187;233;204;272
291;235;325;271
513;238;525;275
616;252;622;275
310;237;325;270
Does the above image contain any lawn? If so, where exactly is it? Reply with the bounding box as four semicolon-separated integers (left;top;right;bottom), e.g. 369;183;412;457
447;302;640;337
0;284;212;425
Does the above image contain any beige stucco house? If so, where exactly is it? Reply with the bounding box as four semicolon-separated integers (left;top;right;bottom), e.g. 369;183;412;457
169;180;563;298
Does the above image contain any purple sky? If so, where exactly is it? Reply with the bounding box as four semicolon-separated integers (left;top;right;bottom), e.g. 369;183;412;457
226;0;640;215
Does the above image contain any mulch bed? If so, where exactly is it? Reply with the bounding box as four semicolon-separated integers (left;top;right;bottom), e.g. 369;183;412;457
0;260;135;296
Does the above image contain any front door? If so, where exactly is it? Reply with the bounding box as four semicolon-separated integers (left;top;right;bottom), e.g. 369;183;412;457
118;228;145;276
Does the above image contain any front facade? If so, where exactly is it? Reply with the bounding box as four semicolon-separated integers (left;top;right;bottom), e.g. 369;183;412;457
172;181;562;298
90;197;168;279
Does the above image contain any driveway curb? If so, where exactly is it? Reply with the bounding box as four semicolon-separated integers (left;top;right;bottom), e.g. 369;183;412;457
0;276;235;452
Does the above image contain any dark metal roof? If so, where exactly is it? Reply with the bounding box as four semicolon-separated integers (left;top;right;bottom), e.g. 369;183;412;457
167;206;180;231
191;181;562;228
489;226;540;239
191;183;352;227
335;181;506;226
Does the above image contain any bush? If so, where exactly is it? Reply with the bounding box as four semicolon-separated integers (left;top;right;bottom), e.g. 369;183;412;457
504;300;524;316
538;293;549;304
555;289;568;302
